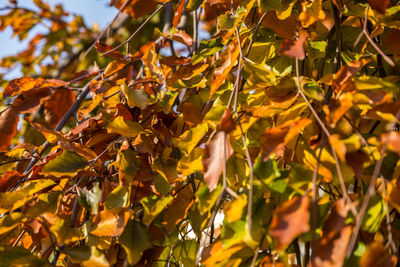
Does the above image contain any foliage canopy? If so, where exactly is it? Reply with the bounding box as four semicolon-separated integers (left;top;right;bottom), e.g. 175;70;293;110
1;0;400;266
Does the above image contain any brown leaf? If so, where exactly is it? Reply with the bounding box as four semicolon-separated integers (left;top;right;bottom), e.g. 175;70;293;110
159;55;189;66
260;118;311;158
203;131;233;191
95;42;130;61
0;107;19;151
280;29;309;60
385;30;400;56
219;109;236;133
359;242;396;267
0;171;23;192
182;102;203;126
332;60;368;93
368;0;390;14
170;30;193;46
345;150;369;178
44;88;76;128
110;0;158;19
311;199;352;267
261;11;297;39
269;195;310;250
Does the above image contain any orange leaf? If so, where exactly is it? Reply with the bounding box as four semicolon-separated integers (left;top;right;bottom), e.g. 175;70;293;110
90;209;131;237
368;0;390;14
269;195;310;250
203;131;233;191
173;0;185;28
280;29;309;60
0;107;19;151
359;242;397;267
44;88;76;128
210;41;240;97
260;118;311;158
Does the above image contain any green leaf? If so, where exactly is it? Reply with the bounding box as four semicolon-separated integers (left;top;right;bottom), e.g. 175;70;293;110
64;245;109;267
107;116;143;138
120;221;152;265
173;239;199;266
41;150;87;176
361;195;386;233
121;81;150;109
257;0;292;12
307;41;327;60
354;76;398;92
79;182;101;215
140;194;174;225
0;246;51;267
186;0;204;11
196;184;223;215
154;174;172;195
192;38;224;65
25;191;61;218
105;185;130;210
0;212;25;235
119;149;141;182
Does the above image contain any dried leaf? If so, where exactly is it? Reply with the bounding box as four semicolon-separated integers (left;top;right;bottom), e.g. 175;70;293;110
269;195;310;250
368;0;390;14
202;131;233;191
280;30;309;60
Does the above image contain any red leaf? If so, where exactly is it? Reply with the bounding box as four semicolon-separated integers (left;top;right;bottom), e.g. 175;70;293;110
368;0;390;14
0;171;23;192
279;29;309;60
203;131;233;191
269;195;310;250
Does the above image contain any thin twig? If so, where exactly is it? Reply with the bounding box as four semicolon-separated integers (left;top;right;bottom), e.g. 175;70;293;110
295;59;358;217
83;0;132;57
245;12;267;57
102;5;165;57
354;5;395;67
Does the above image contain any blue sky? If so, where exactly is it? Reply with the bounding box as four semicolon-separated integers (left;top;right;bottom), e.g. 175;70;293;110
0;0;117;59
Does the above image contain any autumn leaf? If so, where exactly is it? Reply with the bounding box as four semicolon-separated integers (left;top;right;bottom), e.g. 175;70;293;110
359;242;396;267
0;107;19;151
311;199;352;267
269;195;310;250
280;29;309;60
202;131;233;191
368;0;390;14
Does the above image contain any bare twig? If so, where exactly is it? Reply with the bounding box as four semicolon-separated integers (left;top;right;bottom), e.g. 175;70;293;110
102;5;165;57
295;59;358;217
354;5;395;67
